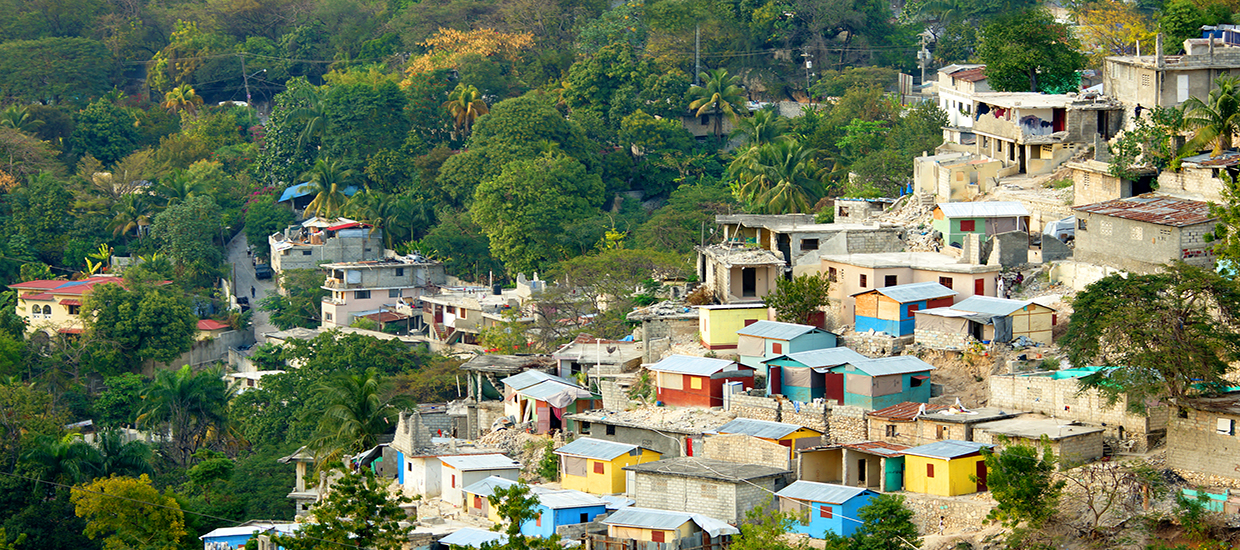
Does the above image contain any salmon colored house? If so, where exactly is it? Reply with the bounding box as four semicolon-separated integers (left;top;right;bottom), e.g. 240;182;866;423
647;355;755;408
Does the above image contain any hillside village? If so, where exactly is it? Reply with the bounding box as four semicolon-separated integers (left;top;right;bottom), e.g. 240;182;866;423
32;28;1240;550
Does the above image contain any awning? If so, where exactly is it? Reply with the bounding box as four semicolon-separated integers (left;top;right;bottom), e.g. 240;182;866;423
327;221;365;231
59;299;81;306
58;328;83;334
912;375;930;381
301;217;334;228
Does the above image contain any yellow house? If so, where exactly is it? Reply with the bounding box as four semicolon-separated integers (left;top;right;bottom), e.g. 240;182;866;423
462;476;516;522
698;304;768;350
715;418;823;460
556;437;661;494
902;440;992;496
9;276;126;335
603;507;738;543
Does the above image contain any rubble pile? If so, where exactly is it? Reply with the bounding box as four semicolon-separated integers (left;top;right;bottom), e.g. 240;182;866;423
876;196;940;252
478;427;549;458
584;406;736;432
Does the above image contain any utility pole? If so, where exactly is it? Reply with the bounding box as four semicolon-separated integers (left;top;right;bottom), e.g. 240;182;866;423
917;34;931;86
802;52;813;91
695;24;701;85
240;53;252;106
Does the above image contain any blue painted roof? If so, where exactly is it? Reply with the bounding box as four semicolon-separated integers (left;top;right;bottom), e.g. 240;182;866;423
776;480;872;504
772;347;869;370
902;439;992;459
439;528;508;548
647;355;736;375
736;320;828;340
842;356;935;377
555;437;644;460
717;418;816;439
278;182;360;203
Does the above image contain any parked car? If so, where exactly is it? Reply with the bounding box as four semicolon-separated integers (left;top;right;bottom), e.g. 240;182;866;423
254;263;273;280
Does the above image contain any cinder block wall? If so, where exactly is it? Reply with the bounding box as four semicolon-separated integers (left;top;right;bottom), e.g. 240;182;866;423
1167;408;1240;481
915;328;973;350
703;435;792;470
988;374;1166;452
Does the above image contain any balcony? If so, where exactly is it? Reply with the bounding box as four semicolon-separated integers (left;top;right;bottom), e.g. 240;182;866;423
322;296;347;305
323;277;362;290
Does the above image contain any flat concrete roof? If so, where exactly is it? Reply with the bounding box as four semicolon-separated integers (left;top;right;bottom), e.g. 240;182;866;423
919;407;1022;424
974;417;1105;440
820;252;1002;274
623;457;789;482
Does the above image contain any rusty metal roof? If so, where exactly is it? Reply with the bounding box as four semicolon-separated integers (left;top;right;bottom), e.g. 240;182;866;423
953;67;987;82
839;441;910;455
868;402;949;421
1073;195;1215;227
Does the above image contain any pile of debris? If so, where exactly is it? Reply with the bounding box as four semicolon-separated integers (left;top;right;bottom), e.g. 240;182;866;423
876;195;940;252
478;426;550;458
577;406;736;433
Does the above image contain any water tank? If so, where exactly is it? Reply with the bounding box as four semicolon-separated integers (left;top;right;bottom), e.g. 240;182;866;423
492;284;502;295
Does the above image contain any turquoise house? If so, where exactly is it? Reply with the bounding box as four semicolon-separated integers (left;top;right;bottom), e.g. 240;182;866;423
852;282;956;336
775;481;877;538
763;347;869;402
827;356;935;410
737;320;839;375
931;202;1030;249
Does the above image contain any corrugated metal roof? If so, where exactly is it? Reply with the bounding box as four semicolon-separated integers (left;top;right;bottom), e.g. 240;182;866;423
647;355;735;375
902;440;992;459
1073;195;1214;227
517;379;594;401
776;480;872;504
554;437;642;460
861;282;957;303
936;202;1029;218
439;454;522;471
462;475;518;497
439;528;508;548
839;441;910;456
603;508;740;536
1181;150;1240;167
201;523;299;540
868;402;950;421
844;356;936;377
736;320;822;340
717;418;809;439
776;347;869;369
952;295;1045;317
953;67;987;82
537;489;607;509
501;370;569;390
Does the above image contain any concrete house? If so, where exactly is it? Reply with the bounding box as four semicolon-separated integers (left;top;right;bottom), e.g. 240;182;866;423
1167;393;1240;481
439;454;523;507
914;295;1056;348
914;407;1023;442
851;282;957;336
736;320;839;373
902;440;993;497
11;275;135;335
555;437;662;495
834;198;898;223
422;277;543;346
566;409;732;458
989;367;1169;453
624;457;791;523
931;202;1031;249
820;252;999;326
277;447;319;515
698;304;769;350
200;522;298;550
552;335;643;380
775;481;878;538
938;64;992;135
828;356;936;410
319;254;446;328
1156;150;1239;204
714;418;824;460
972;417;1105;466
268;216;379;273
500;370;599;434
602;507;739;544
866;402;951;447
795;441;909;492
1073;195;1217;273
646;355;755;408
913;152;1005;201
711;214;904;278
1103;34;1240;112
1069;158;1156;207
695;243;783;304
763;347;870;402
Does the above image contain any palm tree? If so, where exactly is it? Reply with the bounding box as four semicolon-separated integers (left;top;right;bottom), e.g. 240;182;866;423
162;85;204;116
344;191;419;248
1182;75;1240;157
300;158;357;218
91;429;154;478
137;365;232;468
442;84;489;140
308;368;401;466
730;109;789;147
282;86;327;151
109;194;155;239
153;171;207;206
688;68;748;141
730;140;827;214
22;434;100;485
0;105;42;133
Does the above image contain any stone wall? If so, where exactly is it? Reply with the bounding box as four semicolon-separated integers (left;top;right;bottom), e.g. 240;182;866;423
901;493;996;536
972;430;1103;466
1167;408;1240;481
915;328;974;351
1041;236;1073;262
640;318;699;346
598;379;637;411
474;401;506;437
632;472;778;524
840;332;911;357
1157;168;1226;203
702;434;791;470
1179;223;1218;266
1047;260;1126;291
987;231;1029;267
725;394;868;443
988;373;1166;452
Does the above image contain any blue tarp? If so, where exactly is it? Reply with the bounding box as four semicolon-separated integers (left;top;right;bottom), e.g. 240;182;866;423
278;182;361;203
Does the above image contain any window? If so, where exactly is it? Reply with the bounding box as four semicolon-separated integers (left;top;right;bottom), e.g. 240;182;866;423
773;342;783;354
960;220;976;232
1131;226;1144;241
581;422;591;434
1141;73;1151;87
67;305;80;315
939;277;953;289
43;305;51;317
926;463;935;477
1078;218;1088;231
581;513;590;523
389;289;401;298
801;239;819;251
689;376;703;389
886;424;897;437
474;496;482;509
820;505;833;519
325;313;333;321
302;250;312;255
593;461;605;474
884;275;898;287
536;515;542;527
355;290;371;299
652;531;666;543
1217;418;1236;436
910;376;926;388
828;268;837;282
936;425;946;440
702;483;717;499
606;424;616;435
396;268;404;276
860;274;868;288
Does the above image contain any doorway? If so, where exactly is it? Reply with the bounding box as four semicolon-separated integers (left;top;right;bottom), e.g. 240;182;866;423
741;268;756;297
975;460;988;491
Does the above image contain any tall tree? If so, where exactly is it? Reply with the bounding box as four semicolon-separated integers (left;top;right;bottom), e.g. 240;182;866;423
273;468;412;550
978;439;1064;528
136;365;232;467
301;158;356;218
1061;263;1240;408
161;85;204;116
730;140;827;214
687;68;747;140
1181;75;1240;157
71;475;186;550
443;83;490;139
763;273;831;325
308;367;404;465
977;8;1085;93
82;278;197;374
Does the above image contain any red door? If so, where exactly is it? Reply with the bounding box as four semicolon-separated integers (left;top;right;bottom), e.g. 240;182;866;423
975;460;988;491
769;365;782;395
974;278;985;296
824;372;844;403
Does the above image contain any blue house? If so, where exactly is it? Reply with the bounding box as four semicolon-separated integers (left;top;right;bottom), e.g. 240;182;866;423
775;481;876;538
827;356;935;410
736;321;839;374
851;282;956;336
525;490;609;538
200;522;298;550
762;347;869;402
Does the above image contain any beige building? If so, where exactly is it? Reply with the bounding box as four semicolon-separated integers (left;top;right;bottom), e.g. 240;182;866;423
696;244;783;304
713;214;903;277
320;253;446;329
913;152;1004;201
1155;150;1239;203
1104;35;1240;112
9;275;167;336
268;218;384;274
972;417;1105;467
819;252;1000;327
1166;393;1240;481
422;277;542;346
915;295;1056;349
1068;159;1157;206
1073;195;1217;273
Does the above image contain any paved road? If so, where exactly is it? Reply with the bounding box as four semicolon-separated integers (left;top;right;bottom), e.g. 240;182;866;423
226;232;278;338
